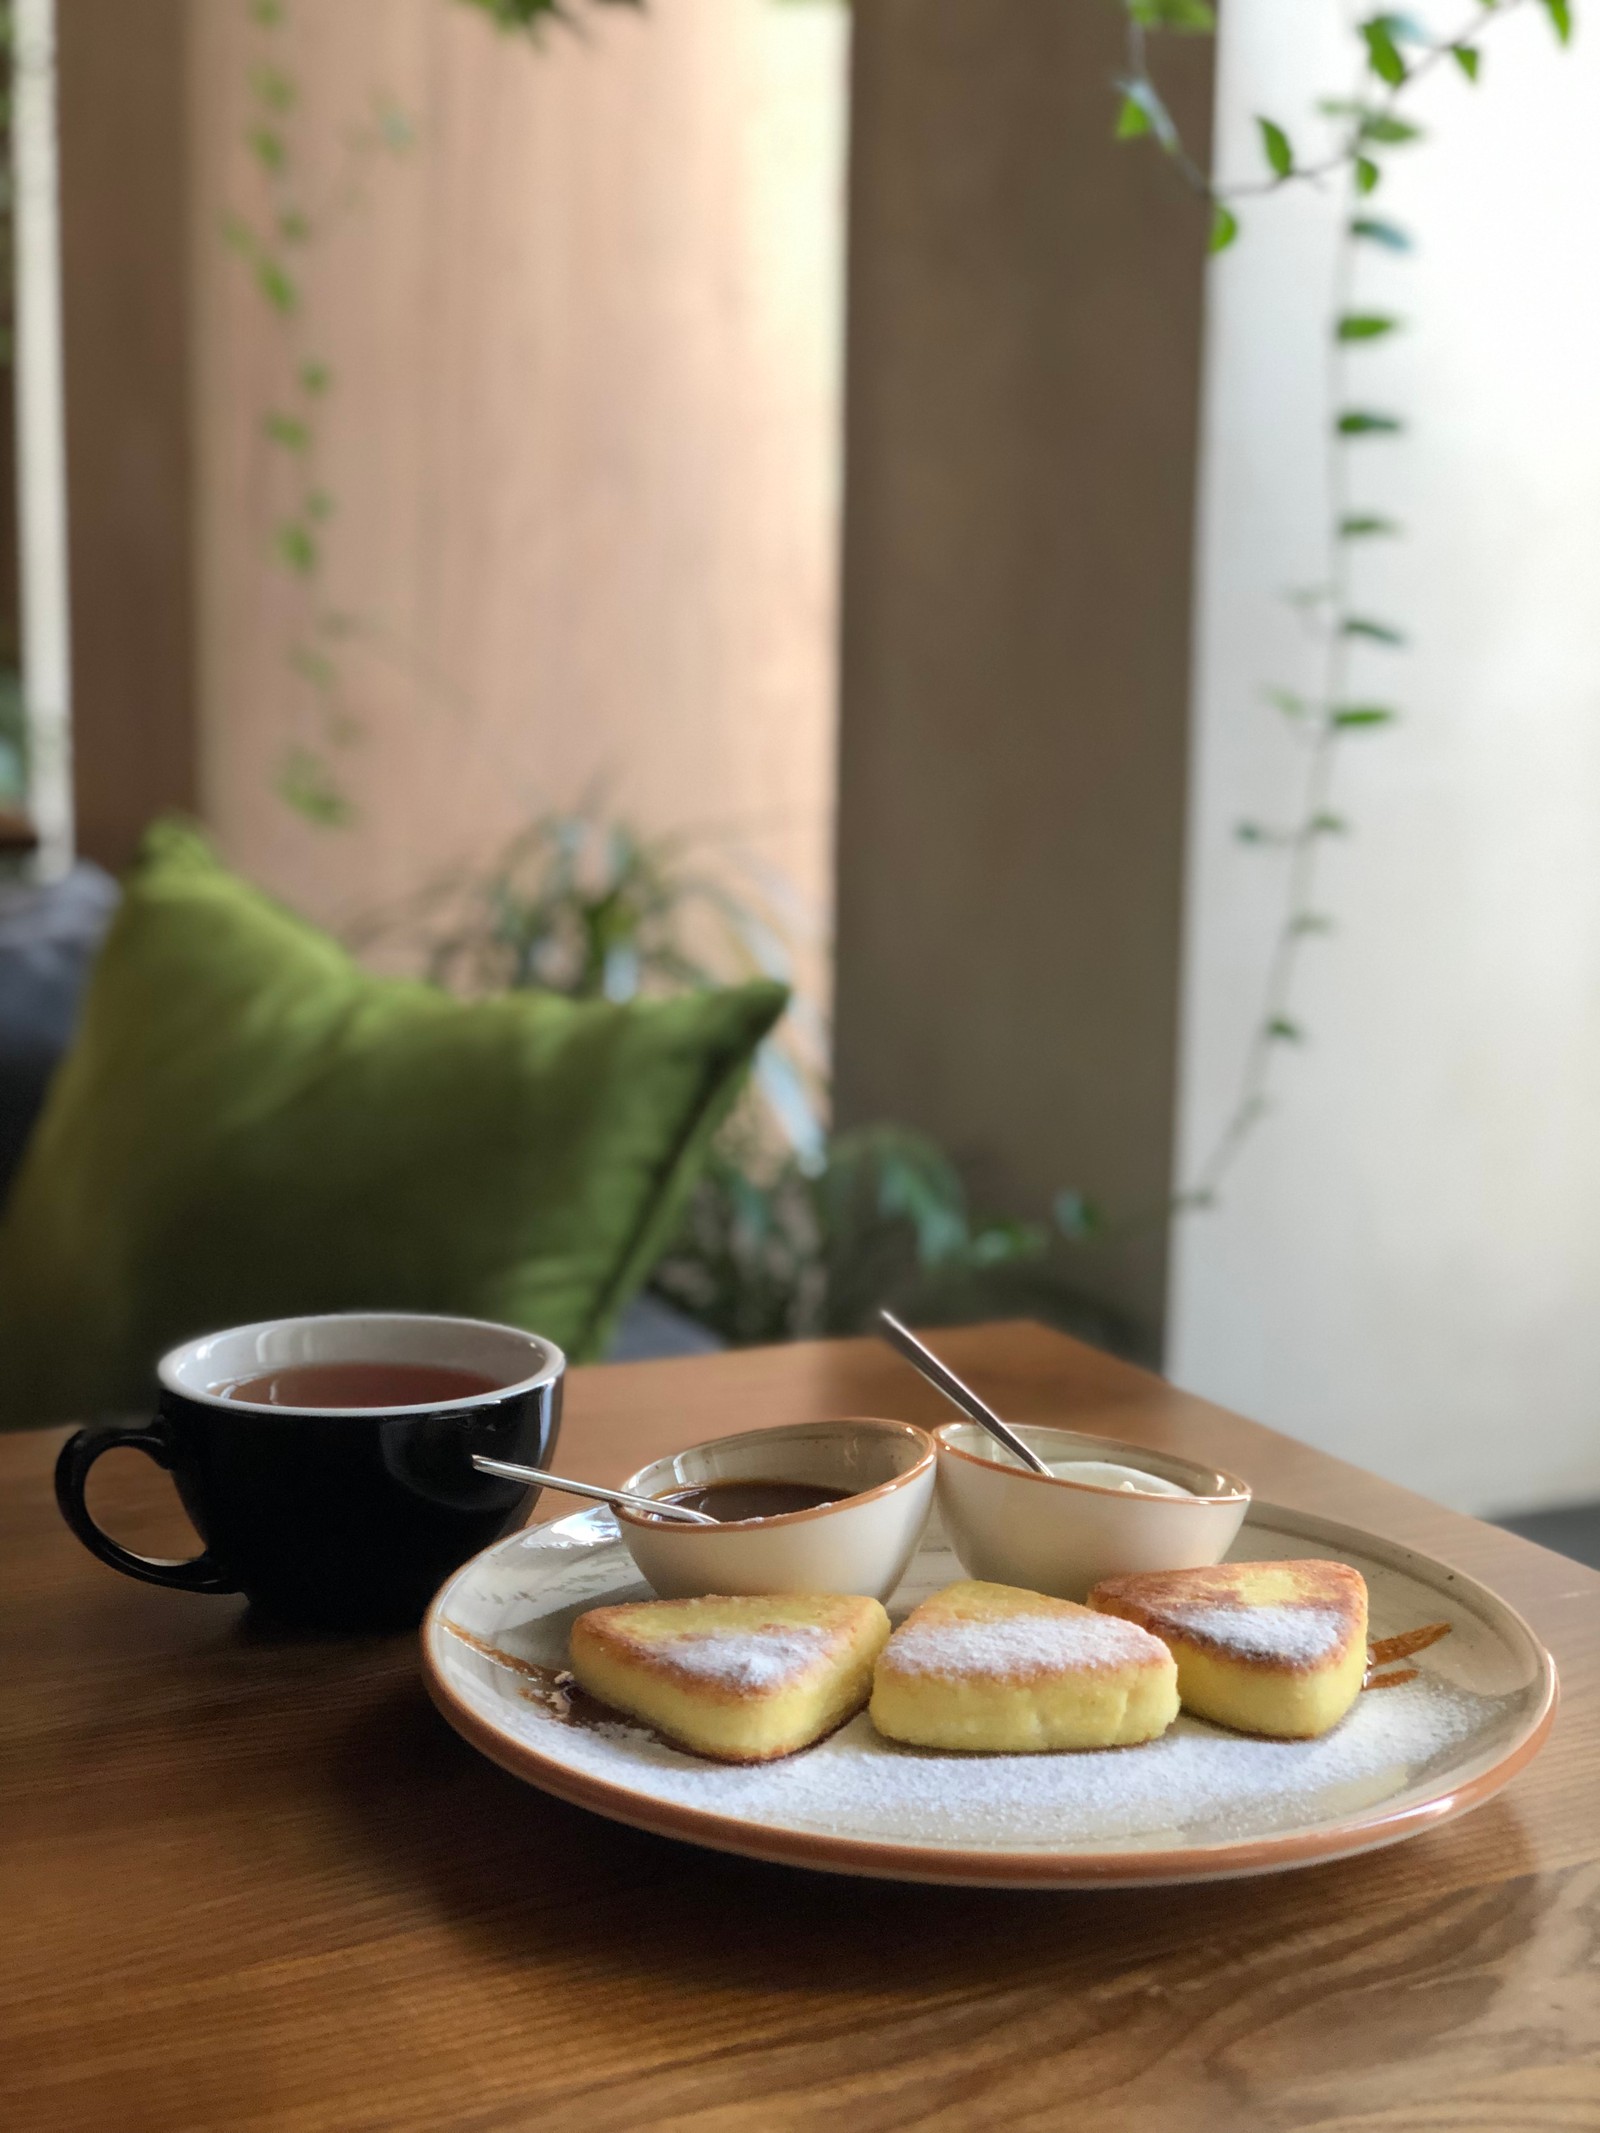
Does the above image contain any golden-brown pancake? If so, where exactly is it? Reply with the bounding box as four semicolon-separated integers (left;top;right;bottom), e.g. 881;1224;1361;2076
869;1579;1179;1752
1089;1559;1369;1739
568;1592;890;1762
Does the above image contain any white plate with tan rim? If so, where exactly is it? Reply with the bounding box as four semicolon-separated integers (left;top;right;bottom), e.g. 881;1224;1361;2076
421;1501;1557;1888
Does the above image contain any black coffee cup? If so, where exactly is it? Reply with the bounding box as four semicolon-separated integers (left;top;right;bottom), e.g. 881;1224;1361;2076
55;1312;564;1631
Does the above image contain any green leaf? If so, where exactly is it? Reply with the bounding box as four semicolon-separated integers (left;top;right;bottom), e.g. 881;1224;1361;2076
374;98;417;153
249;126;287;174
276;747;354;830
1113;76;1179;151
1451;42;1483;79
1127;0;1216;28
1341;618;1407;646
299;360;331;396
1309;812;1349;836
250;64;295;113
1235;821;1276;845
1361;17;1407;84
290;644;335;691
306;489;334;522
256;257;297;314
464;0;645;24
275;521;317;576
1339;512;1403;538
251;0;285;24
1331;703;1400;725
1360;113;1423;145
1338;312;1402;341
1338;409;1403;435
1350;216;1411;251
263;411;309;451
1257;116;1294;177
1290;912;1336;935
1355;156;1382;195
221;212;258;261
1266;1017;1305;1042
278;208;311;243
1265;686;1307;718
1209;201;1239;253
1052;1190;1104;1241
1539;0;1573;43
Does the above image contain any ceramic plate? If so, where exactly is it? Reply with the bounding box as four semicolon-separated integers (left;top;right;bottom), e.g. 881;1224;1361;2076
422;1502;1557;1887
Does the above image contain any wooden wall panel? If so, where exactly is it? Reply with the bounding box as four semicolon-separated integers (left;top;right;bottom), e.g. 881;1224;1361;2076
58;0;196;870
833;0;1213;1348
191;0;845;979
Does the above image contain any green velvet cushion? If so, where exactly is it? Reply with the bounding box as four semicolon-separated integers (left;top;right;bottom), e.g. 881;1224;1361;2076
0;821;785;1428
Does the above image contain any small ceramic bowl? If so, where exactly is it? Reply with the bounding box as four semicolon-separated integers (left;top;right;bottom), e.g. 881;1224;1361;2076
615;1418;936;1602
936;1421;1251;1601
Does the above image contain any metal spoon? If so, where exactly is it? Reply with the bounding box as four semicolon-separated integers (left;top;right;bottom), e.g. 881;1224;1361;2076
877;1309;1053;1477
470;1454;718;1525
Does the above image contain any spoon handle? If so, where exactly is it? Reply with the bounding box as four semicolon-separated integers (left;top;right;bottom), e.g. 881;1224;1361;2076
877;1310;1053;1477
470;1455;718;1526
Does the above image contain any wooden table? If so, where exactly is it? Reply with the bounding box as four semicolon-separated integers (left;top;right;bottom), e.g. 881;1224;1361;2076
3;1323;1597;2133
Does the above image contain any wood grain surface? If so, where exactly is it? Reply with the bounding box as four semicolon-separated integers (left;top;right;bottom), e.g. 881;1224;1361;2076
2;1322;1596;2133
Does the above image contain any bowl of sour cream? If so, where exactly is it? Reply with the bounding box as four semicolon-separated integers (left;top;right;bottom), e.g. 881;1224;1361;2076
933;1421;1251;1600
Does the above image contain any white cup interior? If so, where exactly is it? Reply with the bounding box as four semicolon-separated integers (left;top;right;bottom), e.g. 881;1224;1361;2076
159;1312;563;1415
937;1422;1248;1503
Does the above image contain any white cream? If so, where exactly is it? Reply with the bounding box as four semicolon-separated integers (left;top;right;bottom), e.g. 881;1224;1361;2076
1044;1458;1194;1498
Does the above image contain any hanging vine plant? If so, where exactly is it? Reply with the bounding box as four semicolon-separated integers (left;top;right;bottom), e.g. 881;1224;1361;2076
458;0;640;27
225;0;638;829
1106;0;1577;1220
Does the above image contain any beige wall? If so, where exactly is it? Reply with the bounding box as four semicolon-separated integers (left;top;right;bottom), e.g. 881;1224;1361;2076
832;1;1212;1349
175;0;843;964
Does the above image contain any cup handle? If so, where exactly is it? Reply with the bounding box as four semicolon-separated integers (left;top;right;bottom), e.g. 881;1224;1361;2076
54;1418;237;1593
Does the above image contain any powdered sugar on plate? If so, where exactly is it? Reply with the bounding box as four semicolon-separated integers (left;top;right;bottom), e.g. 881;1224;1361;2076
881;1610;1163;1680
486;1663;1501;1852
1160;1602;1351;1665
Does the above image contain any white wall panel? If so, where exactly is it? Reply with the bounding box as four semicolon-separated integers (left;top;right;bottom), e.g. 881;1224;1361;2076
1171;5;1600;1515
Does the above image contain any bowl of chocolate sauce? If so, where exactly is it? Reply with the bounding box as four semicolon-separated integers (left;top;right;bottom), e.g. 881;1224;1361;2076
613;1418;936;1602
652;1479;851;1523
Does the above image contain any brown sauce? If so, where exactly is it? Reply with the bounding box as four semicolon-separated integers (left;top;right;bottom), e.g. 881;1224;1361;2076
441;1625;616;1727
651;1478;853;1523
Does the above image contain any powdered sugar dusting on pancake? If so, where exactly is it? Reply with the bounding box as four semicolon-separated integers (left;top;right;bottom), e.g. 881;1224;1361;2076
651;1627;834;1694
1161;1602;1352;1666
881;1610;1167;1682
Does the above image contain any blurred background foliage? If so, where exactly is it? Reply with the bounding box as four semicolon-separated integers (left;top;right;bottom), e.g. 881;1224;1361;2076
459;0;642;26
359;806;1131;1356
0;662;23;810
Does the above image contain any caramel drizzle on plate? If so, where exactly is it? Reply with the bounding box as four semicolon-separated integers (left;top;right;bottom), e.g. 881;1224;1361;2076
442;1622;631;1729
1363;1619;1452;1692
1363;1666;1419;1691
441;1622;578;1714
